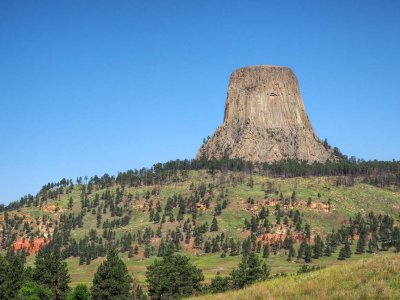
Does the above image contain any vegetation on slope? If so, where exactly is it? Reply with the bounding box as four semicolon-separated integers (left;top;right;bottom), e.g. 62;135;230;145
191;253;400;300
0;158;399;294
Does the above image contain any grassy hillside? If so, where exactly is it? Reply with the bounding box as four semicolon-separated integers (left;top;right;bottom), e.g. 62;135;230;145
191;253;400;300
64;242;397;287
1;169;400;288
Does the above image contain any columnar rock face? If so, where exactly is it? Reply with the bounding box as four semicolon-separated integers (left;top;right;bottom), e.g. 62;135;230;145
196;65;333;163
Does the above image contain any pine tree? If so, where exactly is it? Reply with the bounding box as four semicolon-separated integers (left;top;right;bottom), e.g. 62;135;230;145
210;217;219;232
324;242;332;256
153;211;160;224
0;252;26;299
210;273;229;293
229;240;238;256
262;244;270;258
368;237;379;254
304;244;312;263
68;284;90;300
33;243;71;300
230;252;270;289
0;255;8;299
259;207;267;219
17;281;55;299
204;241;211;253
355;234;366;254
241;238;251;256
146;254;204;299
287;243;296;262
312;235;324;259
338;247;346;260
324;235;332;256
96;209;102;228
91;249;132;300
291;191;297;205
304;223;311;240
68;197;73;210
344;241;352;258
144;245;152;258
211;238;220;253
297;240;306;260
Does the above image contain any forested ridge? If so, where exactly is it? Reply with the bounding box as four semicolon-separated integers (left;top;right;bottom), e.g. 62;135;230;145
3;156;400;212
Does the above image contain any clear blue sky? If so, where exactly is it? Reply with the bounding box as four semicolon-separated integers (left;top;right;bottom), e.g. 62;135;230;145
1;0;399;204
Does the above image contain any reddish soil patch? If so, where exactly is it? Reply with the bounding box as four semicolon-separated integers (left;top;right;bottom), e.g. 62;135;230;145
259;232;303;245
13;238;48;255
42;204;63;213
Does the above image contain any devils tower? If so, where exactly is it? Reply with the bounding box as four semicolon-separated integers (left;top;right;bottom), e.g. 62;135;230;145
196;65;333;163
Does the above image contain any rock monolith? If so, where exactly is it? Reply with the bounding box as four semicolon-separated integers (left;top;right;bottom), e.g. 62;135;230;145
196;65;332;163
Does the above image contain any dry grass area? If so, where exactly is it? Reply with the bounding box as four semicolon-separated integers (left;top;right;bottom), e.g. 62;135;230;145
191;253;400;300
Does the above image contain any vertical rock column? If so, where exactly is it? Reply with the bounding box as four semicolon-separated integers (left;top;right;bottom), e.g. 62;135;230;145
197;65;332;163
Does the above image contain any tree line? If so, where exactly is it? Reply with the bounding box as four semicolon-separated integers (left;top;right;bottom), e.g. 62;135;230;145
2;154;400;212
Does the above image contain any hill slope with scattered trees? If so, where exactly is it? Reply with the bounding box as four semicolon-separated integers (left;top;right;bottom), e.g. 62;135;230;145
0;158;399;298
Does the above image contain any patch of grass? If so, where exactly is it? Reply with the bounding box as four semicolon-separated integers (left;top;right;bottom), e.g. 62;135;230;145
190;253;400;300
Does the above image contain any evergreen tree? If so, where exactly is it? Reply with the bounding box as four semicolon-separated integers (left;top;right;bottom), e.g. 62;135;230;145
297;240;306;260
368;233;379;254
291;191;297;205
323;235;333;256
203;240;211;253
344;241;352;258
241;238;251;256
210;273;229;293
338;247;347;260
68;197;74;209
230;252;270;289
33;243;71;300
229;240;239;256
210;217;219;232
67;284;90;300
146;254;204;299
259;207;267;219
262;244;270;258
91;249;132;300
0;252;26;299
304;223;311;240
312;235;324;259
96;209;102;228
0;255;8;299
144;245;152;258
355;234;366;254
17;281;55;300
287;243;296;261
304;244;312;263
211;238;220;253
153;211;160;224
